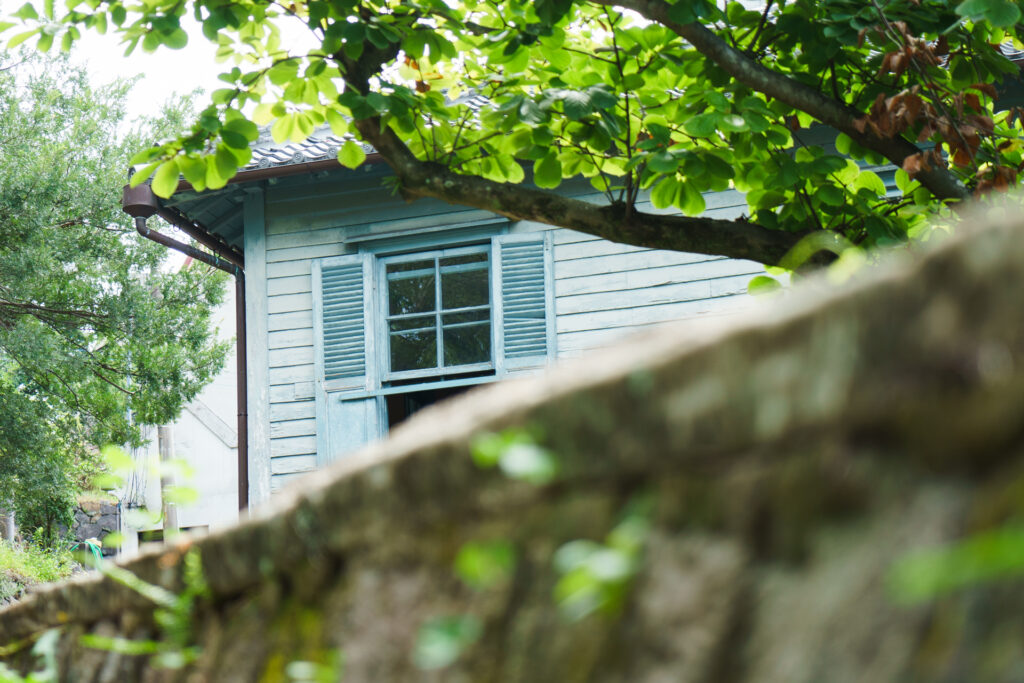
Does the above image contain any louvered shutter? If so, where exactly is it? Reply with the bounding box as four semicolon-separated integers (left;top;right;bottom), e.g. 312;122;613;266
313;253;380;465
314;253;375;391
495;234;553;371
321;262;367;383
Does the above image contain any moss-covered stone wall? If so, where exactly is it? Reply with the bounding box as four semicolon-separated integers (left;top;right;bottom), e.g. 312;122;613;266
4;204;1024;680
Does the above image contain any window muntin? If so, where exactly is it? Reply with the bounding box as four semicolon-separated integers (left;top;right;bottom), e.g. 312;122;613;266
382;246;492;379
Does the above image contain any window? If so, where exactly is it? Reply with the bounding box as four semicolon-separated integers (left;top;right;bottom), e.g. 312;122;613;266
381;246;492;379
314;232;553;464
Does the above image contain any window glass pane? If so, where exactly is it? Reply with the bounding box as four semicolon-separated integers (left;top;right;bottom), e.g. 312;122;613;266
388;259;436;275
389;315;434;333
441;254;488;310
387;259;435;316
443;321;490;366
442;310;489;326
441;253;488;268
390;329;437;372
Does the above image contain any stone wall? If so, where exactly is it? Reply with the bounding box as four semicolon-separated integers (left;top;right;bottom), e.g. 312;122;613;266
68;498;119;558
3;204;1024;681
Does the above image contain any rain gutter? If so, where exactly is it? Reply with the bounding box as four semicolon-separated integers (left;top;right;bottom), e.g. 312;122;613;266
122;182;249;511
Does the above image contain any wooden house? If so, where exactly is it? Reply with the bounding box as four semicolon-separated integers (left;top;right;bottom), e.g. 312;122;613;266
138;131;764;506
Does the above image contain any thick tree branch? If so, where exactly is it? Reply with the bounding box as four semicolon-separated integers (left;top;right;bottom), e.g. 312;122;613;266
337;32;824;267
595;0;970;202
354;114;813;265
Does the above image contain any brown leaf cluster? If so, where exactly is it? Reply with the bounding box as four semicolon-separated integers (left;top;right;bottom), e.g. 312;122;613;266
856;83;996;177
975;165;1017;194
876;29;946;77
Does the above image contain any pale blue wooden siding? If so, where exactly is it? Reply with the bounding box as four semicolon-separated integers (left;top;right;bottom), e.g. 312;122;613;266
261;172;502;491
551;193;762;356
258;171;762;491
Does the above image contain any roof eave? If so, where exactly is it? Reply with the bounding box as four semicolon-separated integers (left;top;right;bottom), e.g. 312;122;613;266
173;151;387;194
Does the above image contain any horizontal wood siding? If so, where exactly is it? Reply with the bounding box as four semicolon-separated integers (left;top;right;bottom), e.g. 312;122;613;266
551;192;762;356
259;175;760;484
263;191;322;481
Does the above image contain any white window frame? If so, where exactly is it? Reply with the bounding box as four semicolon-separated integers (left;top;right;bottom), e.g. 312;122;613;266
313;227;553;466
376;243;496;384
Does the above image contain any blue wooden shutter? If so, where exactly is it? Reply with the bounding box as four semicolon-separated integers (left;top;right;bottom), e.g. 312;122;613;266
313;253;381;465
320;260;367;383
495;233;553;371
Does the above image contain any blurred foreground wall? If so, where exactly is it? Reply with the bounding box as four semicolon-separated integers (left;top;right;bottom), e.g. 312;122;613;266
3;205;1024;681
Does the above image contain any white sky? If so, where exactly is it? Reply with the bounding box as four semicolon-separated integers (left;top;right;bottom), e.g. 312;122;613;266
70;22;223;121
68;16;317;124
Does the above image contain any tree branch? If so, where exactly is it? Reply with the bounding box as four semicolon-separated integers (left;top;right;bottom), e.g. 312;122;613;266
335;20;826;267
356;114;815;265
593;0;970;202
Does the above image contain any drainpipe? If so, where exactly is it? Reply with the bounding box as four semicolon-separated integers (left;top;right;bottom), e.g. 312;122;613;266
122;182;249;511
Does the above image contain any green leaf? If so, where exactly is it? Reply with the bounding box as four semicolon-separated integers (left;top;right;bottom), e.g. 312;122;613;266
498;442;559;484
519;98;546;125
651;175;681;209
683;112;717;137
703;153;735;180
205;155;229;190
13;3;38;20
853;170;886;196
222;117;259;143
817;184;845;206
561;90;592;120
534;151;562;189
178;155;206;188
717;113;747;132
129;161;160;187
220;129;247;149
646;150;678;174
270;114;292;144
7;28;39;49
454;540;516;590
214;145;237;183
163;485;199;505
325;108;349;136
667;0;700;23
535;0;574;25
35;30;54;52
413;616;483;671
151;159;180;198
267;59;299;86
338;140;366;169
957;0;1021;26
835;133;851;154
164;27;188;49
678;182;705;215
888;525;1024;604
748;275;782;295
100;445;134;474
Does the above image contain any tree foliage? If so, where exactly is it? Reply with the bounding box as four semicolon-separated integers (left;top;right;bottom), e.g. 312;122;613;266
0;56;229;538
6;1;1024;265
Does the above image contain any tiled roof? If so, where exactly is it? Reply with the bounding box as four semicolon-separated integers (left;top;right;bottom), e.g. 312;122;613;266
245;126;374;170
244;92;489;171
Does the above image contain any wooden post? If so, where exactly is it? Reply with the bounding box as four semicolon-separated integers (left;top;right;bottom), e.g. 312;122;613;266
158;425;178;537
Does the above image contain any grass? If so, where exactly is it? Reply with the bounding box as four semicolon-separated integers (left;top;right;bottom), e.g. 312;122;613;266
0;540;77;605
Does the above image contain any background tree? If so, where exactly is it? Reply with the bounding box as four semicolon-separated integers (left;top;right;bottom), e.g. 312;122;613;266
0;56;229;541
6;0;1023;267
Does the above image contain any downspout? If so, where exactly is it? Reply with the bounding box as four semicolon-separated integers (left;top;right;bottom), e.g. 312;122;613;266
122;182;249;511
